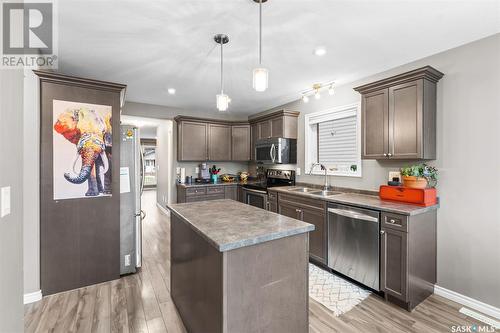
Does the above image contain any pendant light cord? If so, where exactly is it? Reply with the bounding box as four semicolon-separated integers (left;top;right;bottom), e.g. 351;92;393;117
220;40;224;94
259;0;262;65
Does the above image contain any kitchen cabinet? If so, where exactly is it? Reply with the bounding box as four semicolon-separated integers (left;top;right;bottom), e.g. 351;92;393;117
354;66;443;160
208;124;231;161
260;120;272;139
277;192;327;264
177;121;208;161
224;185;238;201
250;123;259;161
177;185;226;203
175;117;250;162
380;226;407;301
231;125;251;161
380;211;437;310
267;191;277;213
248;110;300;161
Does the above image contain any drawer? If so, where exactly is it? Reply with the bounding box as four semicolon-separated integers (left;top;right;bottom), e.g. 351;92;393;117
382;212;408;232
207;186;225;195
185;194;224;203
278;193;325;210
186;187;207;196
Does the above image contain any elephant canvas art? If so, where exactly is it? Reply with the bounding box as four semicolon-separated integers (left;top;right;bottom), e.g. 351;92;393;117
53;100;112;200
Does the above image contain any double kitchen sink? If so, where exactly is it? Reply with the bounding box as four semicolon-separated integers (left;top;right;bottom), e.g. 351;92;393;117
288;187;342;197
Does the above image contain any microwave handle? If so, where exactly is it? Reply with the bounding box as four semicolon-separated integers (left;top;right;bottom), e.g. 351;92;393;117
270;144;276;163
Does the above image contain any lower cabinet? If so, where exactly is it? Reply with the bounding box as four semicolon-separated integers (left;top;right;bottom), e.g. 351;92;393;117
277;194;327;264
267;191;278;213
177;185;237;203
380;227;408;301
380;211;437;310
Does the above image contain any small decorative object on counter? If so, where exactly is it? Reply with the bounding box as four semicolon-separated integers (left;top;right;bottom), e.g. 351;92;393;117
210;165;221;184
400;164;438;189
239;171;249;183
221;174;235;183
379;186;437;207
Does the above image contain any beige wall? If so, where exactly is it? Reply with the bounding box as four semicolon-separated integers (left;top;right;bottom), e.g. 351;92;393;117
264;34;500;307
0;69;25;331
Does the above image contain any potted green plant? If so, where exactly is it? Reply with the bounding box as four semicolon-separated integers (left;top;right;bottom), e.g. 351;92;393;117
400;164;438;189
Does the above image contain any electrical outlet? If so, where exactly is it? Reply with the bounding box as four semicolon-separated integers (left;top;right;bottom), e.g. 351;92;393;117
1;187;11;218
296;167;301;176
125;254;131;266
389;171;402;182
195;167;199;174
176;167;181;174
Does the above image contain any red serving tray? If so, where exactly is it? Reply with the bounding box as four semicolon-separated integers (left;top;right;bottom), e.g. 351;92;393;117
379;185;437;207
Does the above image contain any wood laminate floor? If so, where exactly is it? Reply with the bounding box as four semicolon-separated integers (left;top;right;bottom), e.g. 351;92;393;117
24;190;496;333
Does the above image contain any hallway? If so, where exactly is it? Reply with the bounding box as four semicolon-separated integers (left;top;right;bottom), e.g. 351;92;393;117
24;191;489;333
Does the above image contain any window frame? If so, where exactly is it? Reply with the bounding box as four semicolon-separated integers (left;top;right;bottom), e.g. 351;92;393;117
304;102;362;177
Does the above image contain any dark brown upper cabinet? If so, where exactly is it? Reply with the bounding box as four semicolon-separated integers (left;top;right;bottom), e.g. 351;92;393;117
249;109;300;140
208;123;231;161
231;125;251;161
175;117;251;162
354;66;443;160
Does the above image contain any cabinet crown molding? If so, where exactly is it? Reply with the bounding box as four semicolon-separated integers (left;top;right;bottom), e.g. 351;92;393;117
353;66;444;94
174;116;248;126
248;109;300;123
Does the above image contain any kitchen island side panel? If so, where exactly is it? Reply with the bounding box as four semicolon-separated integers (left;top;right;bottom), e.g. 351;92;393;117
224;233;309;333
170;214;223;333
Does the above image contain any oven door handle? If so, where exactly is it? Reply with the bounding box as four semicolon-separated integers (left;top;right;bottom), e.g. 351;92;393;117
328;208;379;223
244;188;268;195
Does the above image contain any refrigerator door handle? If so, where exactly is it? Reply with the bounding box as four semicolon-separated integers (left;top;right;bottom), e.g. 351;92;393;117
140;146;145;195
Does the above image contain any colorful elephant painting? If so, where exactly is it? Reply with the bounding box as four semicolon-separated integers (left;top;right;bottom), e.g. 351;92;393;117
53;100;112;199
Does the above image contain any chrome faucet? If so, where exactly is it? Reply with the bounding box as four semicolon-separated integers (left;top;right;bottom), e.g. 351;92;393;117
309;163;329;192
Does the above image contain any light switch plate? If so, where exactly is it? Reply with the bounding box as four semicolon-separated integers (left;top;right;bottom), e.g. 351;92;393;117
195;167;199;174
296;167;301;176
1;186;11;218
124;254;131;267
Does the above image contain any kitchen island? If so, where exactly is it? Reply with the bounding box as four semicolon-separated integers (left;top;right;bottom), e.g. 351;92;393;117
167;199;314;333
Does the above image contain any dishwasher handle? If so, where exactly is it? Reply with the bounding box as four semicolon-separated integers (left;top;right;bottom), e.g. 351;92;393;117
328;207;379;223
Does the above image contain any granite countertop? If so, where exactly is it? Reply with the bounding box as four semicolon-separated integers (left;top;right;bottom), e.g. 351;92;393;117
269;186;439;216
167;199;314;252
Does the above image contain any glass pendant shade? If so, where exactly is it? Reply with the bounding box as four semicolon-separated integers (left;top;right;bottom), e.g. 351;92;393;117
217;93;230;112
253;67;269;92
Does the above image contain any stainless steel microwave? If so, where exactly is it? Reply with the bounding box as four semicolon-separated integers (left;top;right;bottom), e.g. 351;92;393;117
255;138;297;164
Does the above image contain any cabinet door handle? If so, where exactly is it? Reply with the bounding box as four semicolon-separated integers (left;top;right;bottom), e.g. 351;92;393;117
388;153;393;157
383;153;388;157
380;230;385;235
389;219;396;224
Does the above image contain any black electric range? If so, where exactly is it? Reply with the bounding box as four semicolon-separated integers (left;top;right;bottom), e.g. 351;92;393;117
242;169;295;209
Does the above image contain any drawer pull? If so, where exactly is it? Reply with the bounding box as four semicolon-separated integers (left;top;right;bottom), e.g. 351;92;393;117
389;219;397;224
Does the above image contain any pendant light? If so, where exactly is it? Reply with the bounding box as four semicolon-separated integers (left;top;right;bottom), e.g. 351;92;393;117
253;0;269;92
215;34;230;111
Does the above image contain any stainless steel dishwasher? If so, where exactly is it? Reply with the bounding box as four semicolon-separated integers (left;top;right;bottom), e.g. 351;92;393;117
327;203;380;290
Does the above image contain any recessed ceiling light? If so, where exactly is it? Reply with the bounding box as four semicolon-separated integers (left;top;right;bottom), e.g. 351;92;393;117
167;88;176;95
314;47;327;56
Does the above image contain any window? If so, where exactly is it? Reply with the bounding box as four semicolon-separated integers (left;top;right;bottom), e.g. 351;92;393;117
304;103;361;177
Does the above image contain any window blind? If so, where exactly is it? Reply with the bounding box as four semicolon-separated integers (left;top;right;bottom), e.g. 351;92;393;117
317;115;357;167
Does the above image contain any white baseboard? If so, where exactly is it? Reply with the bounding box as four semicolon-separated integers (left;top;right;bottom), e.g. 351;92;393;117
156;202;170;216
434;285;500;320
24;290;42;304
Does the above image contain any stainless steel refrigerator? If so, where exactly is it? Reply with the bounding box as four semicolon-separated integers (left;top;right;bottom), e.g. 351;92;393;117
120;125;145;275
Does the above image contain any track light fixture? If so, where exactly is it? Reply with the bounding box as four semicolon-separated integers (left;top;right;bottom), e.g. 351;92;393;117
301;81;335;102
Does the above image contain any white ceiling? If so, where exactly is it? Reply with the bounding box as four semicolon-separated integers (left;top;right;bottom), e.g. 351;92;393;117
58;0;500;116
